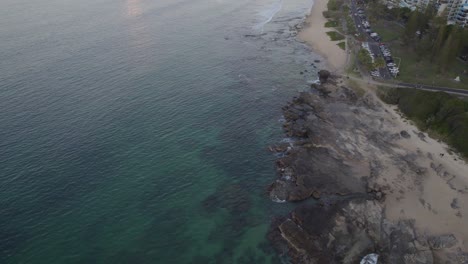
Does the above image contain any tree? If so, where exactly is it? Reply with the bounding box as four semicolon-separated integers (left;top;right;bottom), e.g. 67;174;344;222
415;36;433;61
431;24;448;61
438;31;454;72
404;11;420;43
373;57;386;68
437;27;464;72
358;49;373;70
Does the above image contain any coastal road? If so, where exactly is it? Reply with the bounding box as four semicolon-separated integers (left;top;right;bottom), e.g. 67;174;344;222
397;82;468;97
347;75;468;97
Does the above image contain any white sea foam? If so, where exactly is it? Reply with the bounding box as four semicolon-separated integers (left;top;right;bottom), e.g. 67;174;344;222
307;78;321;84
271;196;286;203
280;138;295;149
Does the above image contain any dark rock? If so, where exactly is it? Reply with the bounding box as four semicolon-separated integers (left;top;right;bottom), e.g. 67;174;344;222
400;130;411;138
314;59;321;63
375;191;384;200
318;69;331;83
270;199;382;264
451;198;460;209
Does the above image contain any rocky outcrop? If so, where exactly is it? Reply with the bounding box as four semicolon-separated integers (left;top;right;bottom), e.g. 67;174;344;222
268;73;467;263
269;198;439;264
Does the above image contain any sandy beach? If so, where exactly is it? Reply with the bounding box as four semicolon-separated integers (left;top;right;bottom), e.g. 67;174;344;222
298;0;347;72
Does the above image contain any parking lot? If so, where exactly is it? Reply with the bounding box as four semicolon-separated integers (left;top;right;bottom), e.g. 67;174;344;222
349;0;398;80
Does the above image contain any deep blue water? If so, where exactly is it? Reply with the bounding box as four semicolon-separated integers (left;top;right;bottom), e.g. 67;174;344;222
0;0;322;262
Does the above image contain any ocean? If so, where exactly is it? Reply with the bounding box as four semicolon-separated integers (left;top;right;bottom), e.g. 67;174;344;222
0;0;321;262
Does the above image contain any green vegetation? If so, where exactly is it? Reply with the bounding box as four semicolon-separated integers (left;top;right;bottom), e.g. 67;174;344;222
325;20;338;27
373;57;385;69
378;88;468;158
323;0;347;22
327;0;343;11
323;11;332;19
346;15;357;35
366;3;411;23
326;31;345;41
363;4;468;89
401;7;468;73
345;48;362;78
337;41;346;50
391;45;468;89
357;48;373;70
371;21;403;42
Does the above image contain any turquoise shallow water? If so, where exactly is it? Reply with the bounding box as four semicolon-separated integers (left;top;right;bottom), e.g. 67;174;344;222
0;0;320;262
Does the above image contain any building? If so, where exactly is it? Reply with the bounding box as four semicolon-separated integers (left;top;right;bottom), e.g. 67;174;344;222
386;0;433;10
447;0;468;27
385;0;468;27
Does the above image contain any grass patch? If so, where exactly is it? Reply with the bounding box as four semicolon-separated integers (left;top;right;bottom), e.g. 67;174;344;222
337;41;346;50
346;15;357;35
326;31;345;41
345;46;362;77
371;20;403;42
390;45;468;89
377;88;468;158
325;20;338;27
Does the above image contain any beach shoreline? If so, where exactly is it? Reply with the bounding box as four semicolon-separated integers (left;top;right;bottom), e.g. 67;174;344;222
298;0;347;73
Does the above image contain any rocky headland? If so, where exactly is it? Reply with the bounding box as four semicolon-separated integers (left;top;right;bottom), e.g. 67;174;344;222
268;72;468;263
